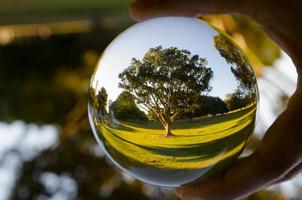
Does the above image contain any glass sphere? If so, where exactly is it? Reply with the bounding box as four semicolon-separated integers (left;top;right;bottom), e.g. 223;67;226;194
88;17;258;187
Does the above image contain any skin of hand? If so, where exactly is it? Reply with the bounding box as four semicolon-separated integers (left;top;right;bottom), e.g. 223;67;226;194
129;0;302;199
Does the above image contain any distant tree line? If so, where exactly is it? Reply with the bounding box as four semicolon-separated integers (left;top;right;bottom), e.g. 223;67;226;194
109;92;229;122
182;96;228;119
89;85;252;126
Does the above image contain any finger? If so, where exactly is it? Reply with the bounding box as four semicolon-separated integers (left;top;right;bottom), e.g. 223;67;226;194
178;176;225;200
129;0;250;21
273;162;302;184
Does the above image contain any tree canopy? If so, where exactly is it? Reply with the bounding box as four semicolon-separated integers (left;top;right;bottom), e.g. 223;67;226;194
119;46;213;136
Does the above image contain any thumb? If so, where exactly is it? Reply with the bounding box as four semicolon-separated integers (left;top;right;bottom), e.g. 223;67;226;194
129;0;250;21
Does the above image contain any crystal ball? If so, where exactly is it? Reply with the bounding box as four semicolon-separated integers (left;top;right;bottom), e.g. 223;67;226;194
88;17;258;187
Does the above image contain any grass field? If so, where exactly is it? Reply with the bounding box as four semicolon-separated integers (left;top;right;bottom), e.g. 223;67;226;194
96;105;256;169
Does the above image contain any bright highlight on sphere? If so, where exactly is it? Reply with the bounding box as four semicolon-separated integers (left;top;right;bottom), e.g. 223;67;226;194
88;17;258;187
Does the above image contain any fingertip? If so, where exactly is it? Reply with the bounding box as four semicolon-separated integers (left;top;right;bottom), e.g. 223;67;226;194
129;0;158;21
129;1;143;21
128;2;141;21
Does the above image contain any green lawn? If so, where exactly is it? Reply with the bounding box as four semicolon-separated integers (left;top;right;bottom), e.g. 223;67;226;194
96;105;256;169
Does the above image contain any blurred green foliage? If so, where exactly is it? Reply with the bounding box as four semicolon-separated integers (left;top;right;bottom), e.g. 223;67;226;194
0;26;124;123
0;0;131;23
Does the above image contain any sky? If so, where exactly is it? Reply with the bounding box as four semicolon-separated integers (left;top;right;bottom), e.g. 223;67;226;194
91;17;239;103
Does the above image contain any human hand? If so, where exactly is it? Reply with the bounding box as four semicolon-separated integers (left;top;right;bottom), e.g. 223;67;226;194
129;0;302;199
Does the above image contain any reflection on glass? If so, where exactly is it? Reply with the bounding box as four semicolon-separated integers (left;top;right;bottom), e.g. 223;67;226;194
88;17;258;187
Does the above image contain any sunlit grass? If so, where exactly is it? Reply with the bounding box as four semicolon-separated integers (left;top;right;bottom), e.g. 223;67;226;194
96;105;256;169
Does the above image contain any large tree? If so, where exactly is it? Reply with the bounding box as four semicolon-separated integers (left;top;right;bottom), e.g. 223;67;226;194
119;46;213;137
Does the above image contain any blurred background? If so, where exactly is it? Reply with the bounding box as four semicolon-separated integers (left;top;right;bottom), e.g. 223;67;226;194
0;0;300;199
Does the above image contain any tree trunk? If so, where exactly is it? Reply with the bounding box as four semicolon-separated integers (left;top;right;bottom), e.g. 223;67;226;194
164;122;173;137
